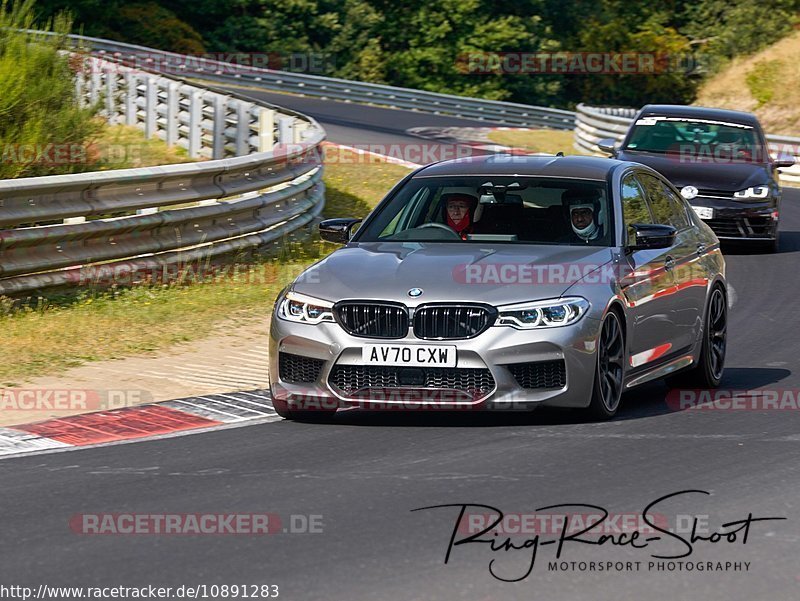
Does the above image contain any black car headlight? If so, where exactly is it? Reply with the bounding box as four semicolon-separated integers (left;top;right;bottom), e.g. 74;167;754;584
734;186;770;199
496;297;590;329
277;291;335;324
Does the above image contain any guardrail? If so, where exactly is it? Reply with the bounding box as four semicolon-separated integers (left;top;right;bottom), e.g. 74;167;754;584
0;48;326;296
574;103;800;183
34;31;578;131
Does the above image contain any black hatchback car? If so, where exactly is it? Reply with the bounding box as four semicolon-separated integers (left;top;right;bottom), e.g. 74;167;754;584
599;104;794;252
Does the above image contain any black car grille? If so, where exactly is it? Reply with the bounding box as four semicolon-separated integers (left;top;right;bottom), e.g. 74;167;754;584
334;302;408;339
705;216;772;238
278;352;325;383
506;360;567;389
328;365;496;397
413;304;496;339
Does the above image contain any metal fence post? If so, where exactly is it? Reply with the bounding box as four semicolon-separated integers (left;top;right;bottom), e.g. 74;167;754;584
125;72;137;126
235;101;250;156
212;94;227;160
188;90;203;158
258;108;275;152
105;70;118;123
293;121;309;144
145;77;158;139
166;81;179;147
277;116;294;145
90;57;101;106
75;72;84;108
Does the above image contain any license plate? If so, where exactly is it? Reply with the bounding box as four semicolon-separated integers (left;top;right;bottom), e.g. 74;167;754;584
693;206;714;220
362;344;457;367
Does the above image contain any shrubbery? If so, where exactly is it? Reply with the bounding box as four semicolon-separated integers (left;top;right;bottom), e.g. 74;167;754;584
0;0;100;179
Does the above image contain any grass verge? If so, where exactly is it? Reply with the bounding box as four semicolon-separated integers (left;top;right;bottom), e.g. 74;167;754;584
90;122;194;169
486;128;588;155
0;146;411;385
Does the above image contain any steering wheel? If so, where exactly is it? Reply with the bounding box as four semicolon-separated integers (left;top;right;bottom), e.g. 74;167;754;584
416;222;461;239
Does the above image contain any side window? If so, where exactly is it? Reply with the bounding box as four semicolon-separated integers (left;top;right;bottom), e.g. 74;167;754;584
379;188;430;237
621;173;652;246
637;173;690;230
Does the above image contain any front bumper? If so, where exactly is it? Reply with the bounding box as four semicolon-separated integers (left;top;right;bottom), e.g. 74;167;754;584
690;199;778;240
269;314;603;411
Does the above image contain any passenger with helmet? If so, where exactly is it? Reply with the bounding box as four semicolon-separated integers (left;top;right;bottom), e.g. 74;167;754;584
559;188;604;244
440;193;479;240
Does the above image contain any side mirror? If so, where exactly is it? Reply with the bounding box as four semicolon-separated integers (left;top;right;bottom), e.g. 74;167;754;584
628;223;676;251
774;153;795;168
597;138;618;156
319;218;362;244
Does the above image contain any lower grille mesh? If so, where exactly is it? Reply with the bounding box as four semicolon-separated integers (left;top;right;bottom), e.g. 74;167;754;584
329;365;495;397
506;360;567;389
278;352;325;383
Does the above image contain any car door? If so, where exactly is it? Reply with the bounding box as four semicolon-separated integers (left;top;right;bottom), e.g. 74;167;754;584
618;171;681;371
637;172;706;353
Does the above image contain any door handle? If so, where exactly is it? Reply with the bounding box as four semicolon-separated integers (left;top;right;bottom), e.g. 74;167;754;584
664;256;676;270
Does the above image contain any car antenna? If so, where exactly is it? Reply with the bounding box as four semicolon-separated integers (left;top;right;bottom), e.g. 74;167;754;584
556;151;565;157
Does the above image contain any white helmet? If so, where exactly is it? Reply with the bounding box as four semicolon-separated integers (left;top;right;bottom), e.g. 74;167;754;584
569;202;599;240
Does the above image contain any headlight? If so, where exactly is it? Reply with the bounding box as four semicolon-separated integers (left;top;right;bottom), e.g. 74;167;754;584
277;291;335;324
734;186;770;199
496;297;590;329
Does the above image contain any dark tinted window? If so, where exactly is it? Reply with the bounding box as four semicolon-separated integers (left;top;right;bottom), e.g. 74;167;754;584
625;116;759;160
637;173;690;230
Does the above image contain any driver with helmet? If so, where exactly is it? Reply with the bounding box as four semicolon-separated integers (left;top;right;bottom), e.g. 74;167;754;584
560;188;604;243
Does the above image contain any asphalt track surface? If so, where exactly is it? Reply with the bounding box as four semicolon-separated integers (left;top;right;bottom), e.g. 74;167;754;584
2;94;800;601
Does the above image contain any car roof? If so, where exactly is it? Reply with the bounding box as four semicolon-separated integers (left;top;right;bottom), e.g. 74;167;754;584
413;154;627;180
638;104;760;127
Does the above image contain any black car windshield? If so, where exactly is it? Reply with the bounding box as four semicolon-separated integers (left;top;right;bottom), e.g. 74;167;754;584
624;116;760;161
354;176;613;246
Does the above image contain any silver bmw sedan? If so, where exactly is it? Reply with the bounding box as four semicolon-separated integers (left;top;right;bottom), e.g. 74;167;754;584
269;154;726;420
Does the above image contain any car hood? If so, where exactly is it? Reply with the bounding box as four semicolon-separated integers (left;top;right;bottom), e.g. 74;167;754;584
292;242;615;305
617;150;772;191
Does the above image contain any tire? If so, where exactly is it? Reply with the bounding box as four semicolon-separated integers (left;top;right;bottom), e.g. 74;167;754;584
760;231;780;253
588;310;625;420
667;286;727;389
271;397;338;422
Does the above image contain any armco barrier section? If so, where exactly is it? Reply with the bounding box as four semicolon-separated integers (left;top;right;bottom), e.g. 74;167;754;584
0;48;326;296
30;31;578;131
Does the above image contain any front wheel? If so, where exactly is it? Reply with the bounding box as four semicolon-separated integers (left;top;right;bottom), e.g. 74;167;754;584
587;311;625;420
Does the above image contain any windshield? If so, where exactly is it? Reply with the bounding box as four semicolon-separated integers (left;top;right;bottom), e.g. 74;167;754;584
624;116;760;160
354;175;613;246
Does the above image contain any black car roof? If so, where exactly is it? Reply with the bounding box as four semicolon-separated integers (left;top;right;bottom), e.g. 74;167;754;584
413;154;627;180
638;104;760;127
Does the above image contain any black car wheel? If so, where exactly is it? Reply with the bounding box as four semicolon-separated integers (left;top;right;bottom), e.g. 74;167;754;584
761;230;780;253
588;311;625;420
